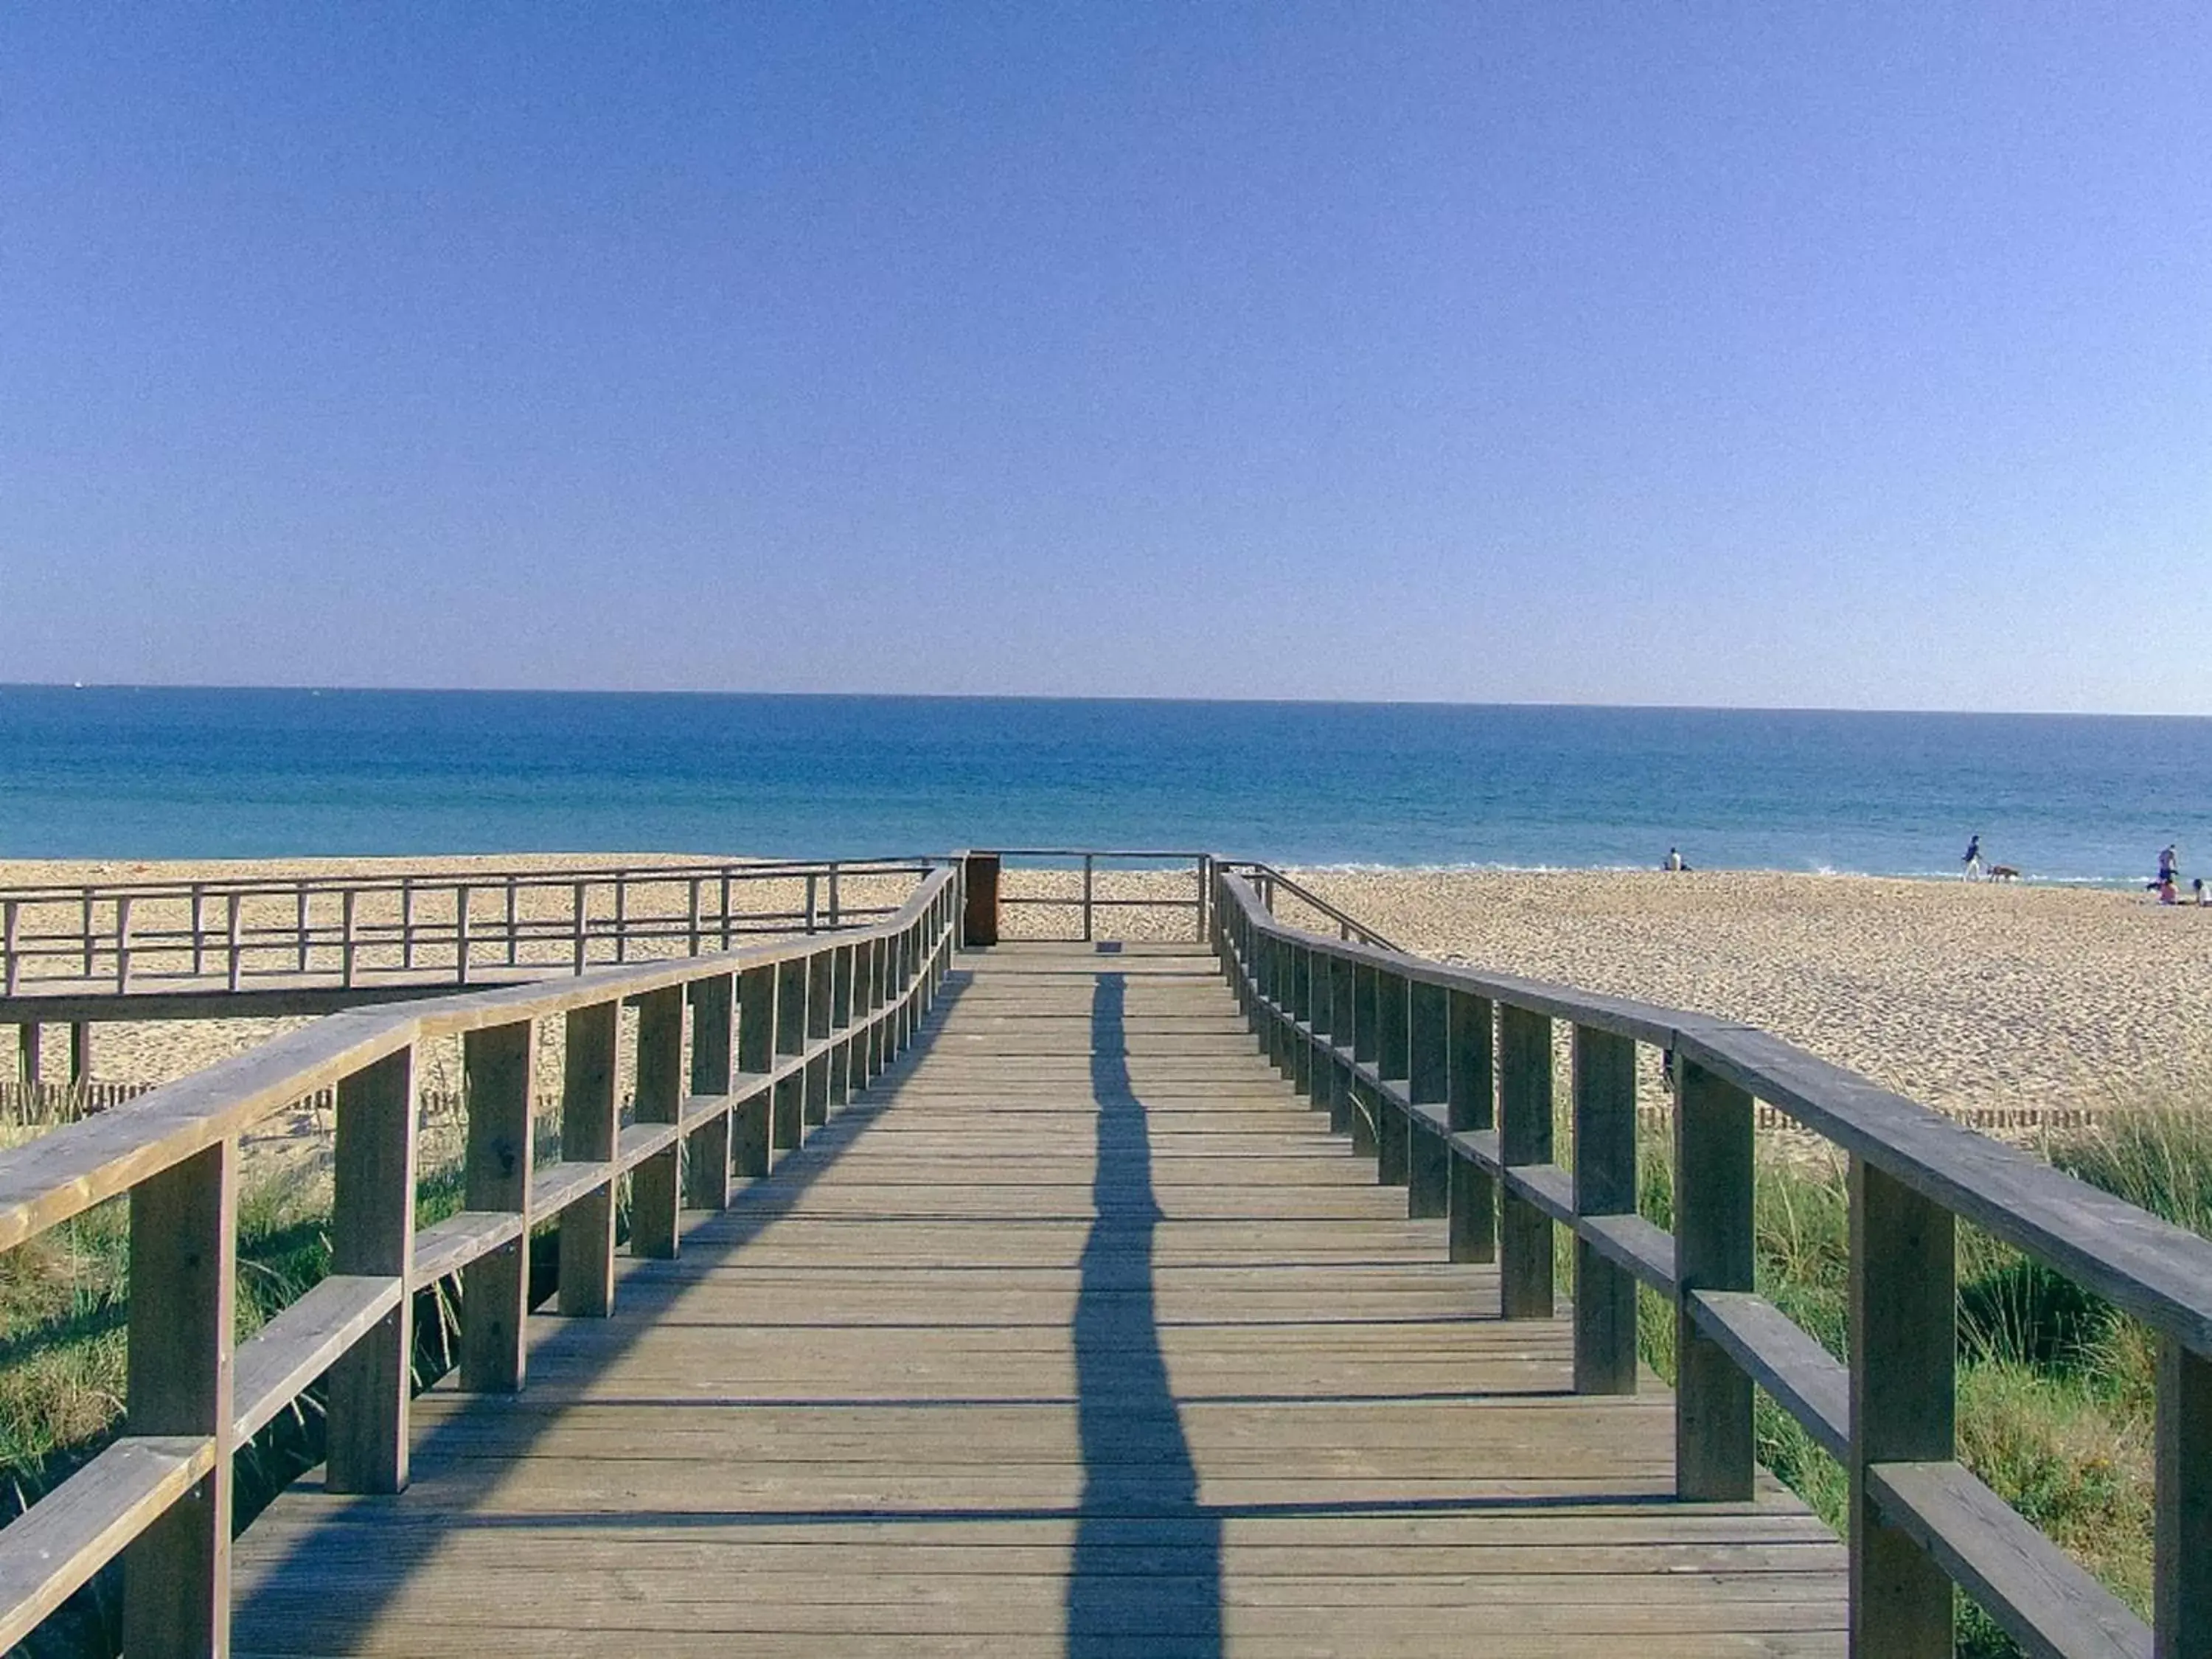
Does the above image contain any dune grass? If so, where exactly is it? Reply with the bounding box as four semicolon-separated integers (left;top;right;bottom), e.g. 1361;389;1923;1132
1627;1101;2212;1655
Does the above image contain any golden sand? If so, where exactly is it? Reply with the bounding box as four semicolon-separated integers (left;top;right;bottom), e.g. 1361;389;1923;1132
8;857;2208;1138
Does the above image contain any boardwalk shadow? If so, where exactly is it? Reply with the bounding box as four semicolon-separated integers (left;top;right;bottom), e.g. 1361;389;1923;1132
1065;971;1222;1654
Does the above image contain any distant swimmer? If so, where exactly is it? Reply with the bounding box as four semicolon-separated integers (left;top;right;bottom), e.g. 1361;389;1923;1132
1962;835;1982;880
1663;846;1687;872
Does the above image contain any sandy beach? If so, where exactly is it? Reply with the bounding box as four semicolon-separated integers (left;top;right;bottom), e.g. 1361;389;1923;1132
7;856;2209;1150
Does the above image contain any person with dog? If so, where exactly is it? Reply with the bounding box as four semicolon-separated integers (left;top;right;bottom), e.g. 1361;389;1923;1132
1962;835;1982;880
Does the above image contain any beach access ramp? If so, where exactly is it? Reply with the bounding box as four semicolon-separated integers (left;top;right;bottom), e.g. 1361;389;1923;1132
0;852;2202;1657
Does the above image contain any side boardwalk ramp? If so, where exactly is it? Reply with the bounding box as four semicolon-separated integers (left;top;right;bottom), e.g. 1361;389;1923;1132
232;942;1844;1657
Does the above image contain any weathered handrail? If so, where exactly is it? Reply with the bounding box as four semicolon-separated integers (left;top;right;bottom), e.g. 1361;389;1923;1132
0;855;937;1002
1222;858;1402;951
1214;869;2204;1659
0;865;961;1654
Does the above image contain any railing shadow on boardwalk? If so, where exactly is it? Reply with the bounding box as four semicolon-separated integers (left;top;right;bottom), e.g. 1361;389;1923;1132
1065;970;1222;1655
232;970;983;1648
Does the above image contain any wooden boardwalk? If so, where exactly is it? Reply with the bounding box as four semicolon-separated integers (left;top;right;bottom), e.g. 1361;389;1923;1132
231;942;1846;1657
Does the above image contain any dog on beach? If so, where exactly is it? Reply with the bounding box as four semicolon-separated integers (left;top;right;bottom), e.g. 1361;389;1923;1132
1988;865;2020;882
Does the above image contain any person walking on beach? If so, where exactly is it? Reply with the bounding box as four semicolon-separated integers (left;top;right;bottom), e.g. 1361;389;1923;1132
2157;844;2179;888
1962;835;1982;880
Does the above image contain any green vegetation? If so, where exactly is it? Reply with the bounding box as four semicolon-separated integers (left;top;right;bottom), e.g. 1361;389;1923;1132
0;1156;473;1656
1628;1102;2212;1656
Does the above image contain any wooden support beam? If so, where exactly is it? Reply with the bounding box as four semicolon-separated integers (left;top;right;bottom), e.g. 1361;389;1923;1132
1442;995;1495;1265
122;1138;235;1658
828;945;854;1108
1573;1024;1639;1396
734;966;776;1178
327;1048;416;1495
803;950;832;1127
1676;1059;1756;1502
1376;971;1411;1188
1498;1004;1554;1319
2158;1338;2212;1657
557;1001;619;1318
459;1019;533;1392
1407;981;1450;1220
684;975;734;1210
773;956;807;1161
629;986;684;1259
1849;1155;1956;1655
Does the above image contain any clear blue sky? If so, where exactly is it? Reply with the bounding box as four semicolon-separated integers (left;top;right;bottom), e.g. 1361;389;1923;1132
4;6;2207;712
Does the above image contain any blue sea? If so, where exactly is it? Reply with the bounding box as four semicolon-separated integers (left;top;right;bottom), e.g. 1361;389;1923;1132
0;686;2206;885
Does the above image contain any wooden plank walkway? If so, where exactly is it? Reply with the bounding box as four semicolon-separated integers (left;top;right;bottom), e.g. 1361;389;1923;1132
232;942;1846;1657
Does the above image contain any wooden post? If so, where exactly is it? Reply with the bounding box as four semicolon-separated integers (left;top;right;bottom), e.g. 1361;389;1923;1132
455;884;472;986
80;888;94;977
1349;962;1380;1159
687;878;703;956
1328;953;1354;1136
504;875;519;967
2;899;17;998
295;883;310;973
15;1023;37;1086
804;873;818;935
686;975;734;1210
188;885;204;978
1848;1157;1955;1652
1675;1058;1756;1501
612;874;628;964
2158;1339;2212;1657
1376;971;1411;1187
460;1020;534;1392
571;881;588;974
804;950;833;1126
1306;946;1334;1119
1447;990;1495;1264
720;869;734;948
69;1021;93;1085
1573;1025;1638;1395
1082;854;1094;942
341;888;358;987
773;956;807;1161
327;1047;417;1494
400;878;415;971
630;986;683;1259
121;1138;236;1657
225;894;242;992
734;965;776;1178
863;939;888;1082
1407;980;1450;1220
1290;945;1313;1099
557;1002;619;1318
962;854;1000;947
1498;1004;1554;1319
114;895;132;992
827;863;842;927
830;945;855;1107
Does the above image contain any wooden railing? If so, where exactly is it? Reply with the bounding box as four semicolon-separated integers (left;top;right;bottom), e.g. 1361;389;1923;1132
0;857;935;997
1215;869;2207;1659
0;866;960;1655
964;849;1213;943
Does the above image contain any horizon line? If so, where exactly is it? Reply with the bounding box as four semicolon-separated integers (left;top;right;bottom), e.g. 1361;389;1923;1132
4;679;2211;722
